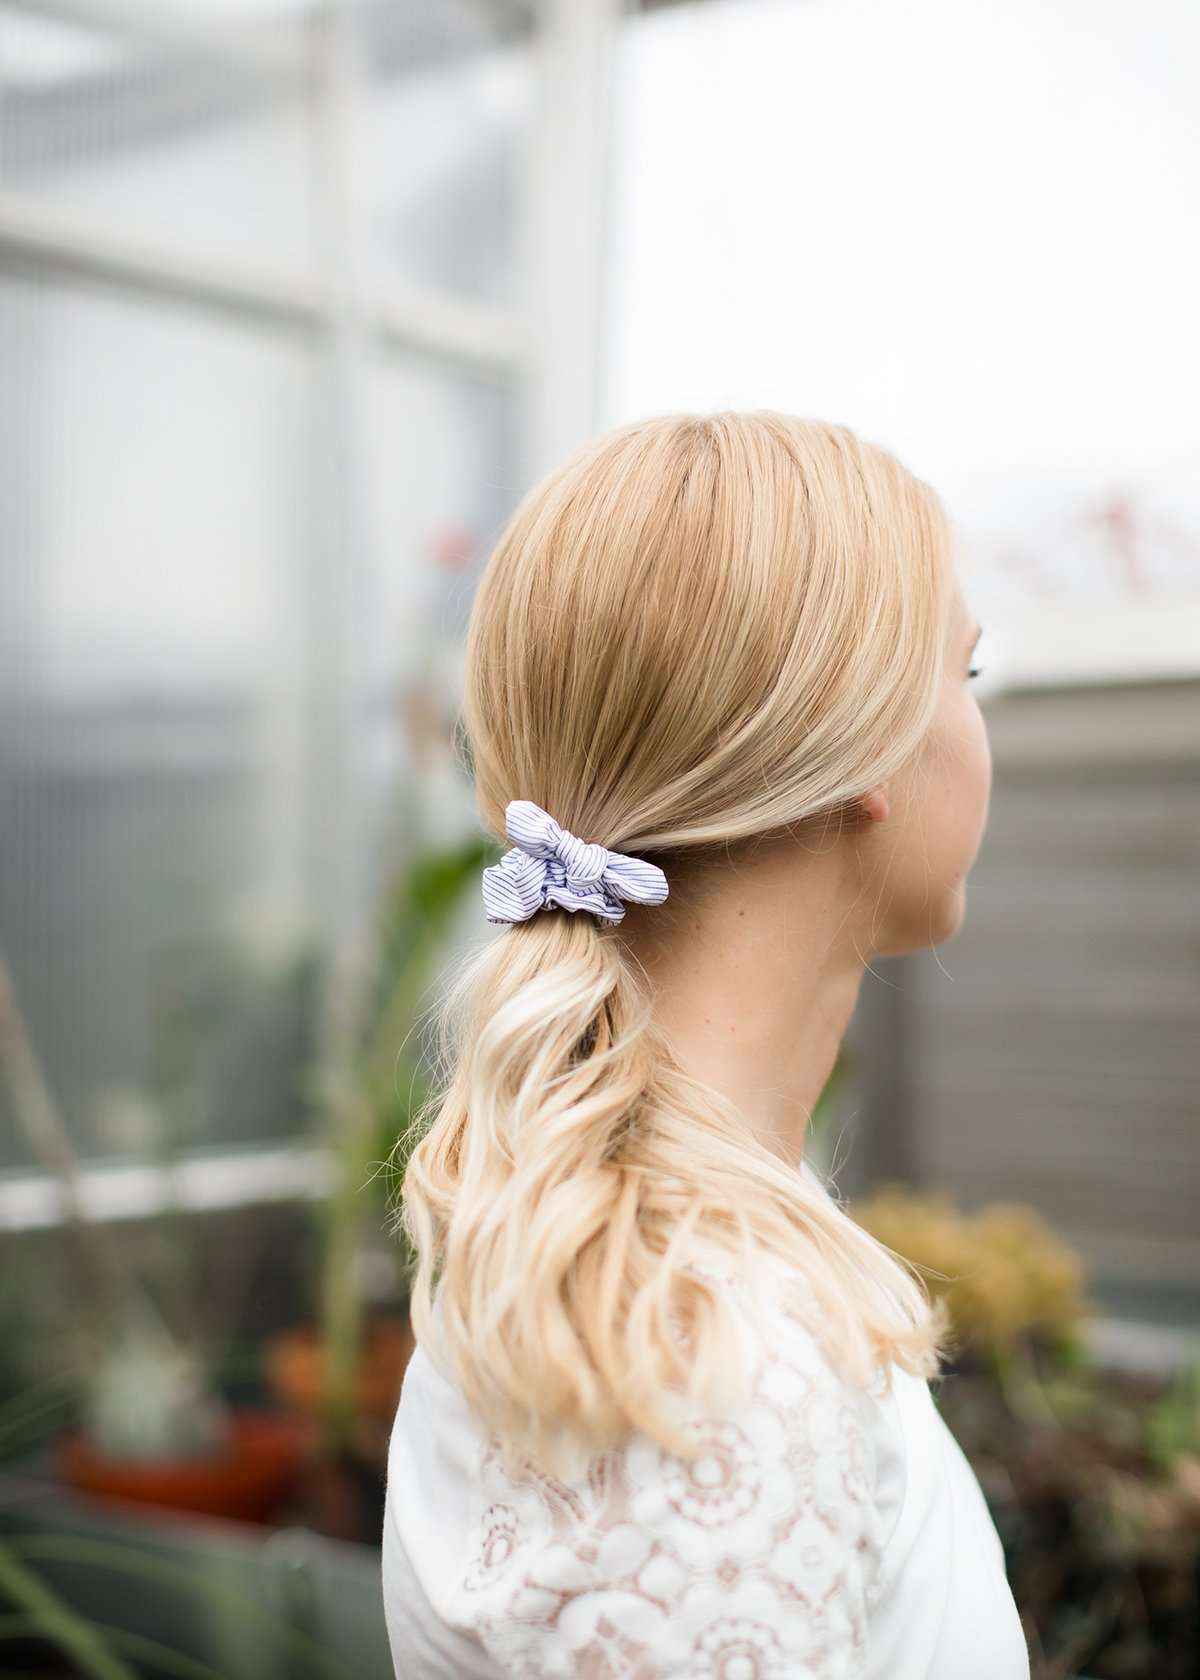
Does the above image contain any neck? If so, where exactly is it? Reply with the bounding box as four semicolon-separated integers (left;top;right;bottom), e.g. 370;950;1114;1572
611;834;869;1164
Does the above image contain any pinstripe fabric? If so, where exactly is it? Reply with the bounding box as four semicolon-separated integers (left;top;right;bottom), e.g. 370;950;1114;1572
481;799;669;926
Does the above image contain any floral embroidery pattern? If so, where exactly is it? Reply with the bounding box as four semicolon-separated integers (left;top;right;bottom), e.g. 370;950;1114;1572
660;1420;761;1528
694;1616;791;1679
456;1258;891;1677
466;1504;525;1589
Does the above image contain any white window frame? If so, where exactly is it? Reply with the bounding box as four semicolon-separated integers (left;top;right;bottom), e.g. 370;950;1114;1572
0;0;629;1228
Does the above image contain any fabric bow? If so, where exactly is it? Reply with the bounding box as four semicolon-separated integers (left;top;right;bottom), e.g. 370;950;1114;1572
481;799;669;926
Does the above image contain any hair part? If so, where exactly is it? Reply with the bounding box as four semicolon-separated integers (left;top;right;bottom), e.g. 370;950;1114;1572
392;410;958;1482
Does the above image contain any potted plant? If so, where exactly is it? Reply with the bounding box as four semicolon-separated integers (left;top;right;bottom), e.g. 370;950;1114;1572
0;943;310;1527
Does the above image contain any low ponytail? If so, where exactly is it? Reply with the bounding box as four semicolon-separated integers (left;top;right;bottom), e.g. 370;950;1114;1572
398;908;752;1482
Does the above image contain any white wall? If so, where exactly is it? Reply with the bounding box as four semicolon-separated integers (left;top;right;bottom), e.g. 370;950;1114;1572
604;0;1200;686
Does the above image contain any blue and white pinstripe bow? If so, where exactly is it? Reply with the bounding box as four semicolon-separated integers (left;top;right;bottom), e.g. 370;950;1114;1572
482;800;669;926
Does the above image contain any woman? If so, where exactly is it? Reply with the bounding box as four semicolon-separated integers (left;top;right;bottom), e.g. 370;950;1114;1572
382;412;1030;1678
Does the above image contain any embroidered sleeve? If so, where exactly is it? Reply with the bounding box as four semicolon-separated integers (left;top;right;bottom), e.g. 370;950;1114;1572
455;1279;891;1679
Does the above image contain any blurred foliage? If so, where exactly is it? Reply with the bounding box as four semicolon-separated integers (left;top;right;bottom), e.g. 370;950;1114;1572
0;1538;136;1680
0;929;329;1673
852;1183;1094;1364
852;1182;1200;1677
303;829;500;1456
1143;1358;1200;1473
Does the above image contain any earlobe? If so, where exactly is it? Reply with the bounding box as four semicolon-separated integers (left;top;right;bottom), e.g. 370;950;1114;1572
860;787;890;824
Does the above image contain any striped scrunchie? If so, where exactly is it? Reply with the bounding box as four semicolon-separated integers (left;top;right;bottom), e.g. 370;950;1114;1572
482;799;669;926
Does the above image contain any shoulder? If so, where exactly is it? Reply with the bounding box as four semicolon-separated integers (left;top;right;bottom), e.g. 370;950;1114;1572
680;1230;902;1464
456;1245;908;1678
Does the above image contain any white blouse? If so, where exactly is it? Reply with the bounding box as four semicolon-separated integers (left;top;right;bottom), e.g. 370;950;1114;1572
381;1241;1031;1679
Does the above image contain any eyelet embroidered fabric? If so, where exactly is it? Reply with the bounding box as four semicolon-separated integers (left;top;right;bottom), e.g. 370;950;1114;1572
444;1253;897;1679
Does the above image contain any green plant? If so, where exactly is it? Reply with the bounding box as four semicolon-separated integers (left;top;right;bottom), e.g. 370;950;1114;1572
0;1528;357;1679
0;1538;136;1680
304;827;499;1455
1143;1345;1200;1472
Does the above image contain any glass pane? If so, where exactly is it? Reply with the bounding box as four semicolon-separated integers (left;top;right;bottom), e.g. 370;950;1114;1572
360;351;523;896
361;6;535;310
0;5;314;279
0;268;318;1169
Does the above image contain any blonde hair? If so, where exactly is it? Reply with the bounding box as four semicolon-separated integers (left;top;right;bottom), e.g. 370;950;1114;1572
395;410;957;1481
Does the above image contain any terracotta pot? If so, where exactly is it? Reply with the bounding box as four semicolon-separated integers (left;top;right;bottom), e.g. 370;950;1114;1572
264;1315;415;1423
57;1409;307;1525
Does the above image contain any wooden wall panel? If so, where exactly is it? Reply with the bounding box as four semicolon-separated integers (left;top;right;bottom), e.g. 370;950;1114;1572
853;679;1200;1322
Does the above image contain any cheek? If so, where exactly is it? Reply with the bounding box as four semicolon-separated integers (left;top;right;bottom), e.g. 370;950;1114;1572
948;688;991;783
969;699;993;800
932;693;992;867
960;702;993;865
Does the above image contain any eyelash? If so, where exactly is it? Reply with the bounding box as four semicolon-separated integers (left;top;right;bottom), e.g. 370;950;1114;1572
968;666;984;680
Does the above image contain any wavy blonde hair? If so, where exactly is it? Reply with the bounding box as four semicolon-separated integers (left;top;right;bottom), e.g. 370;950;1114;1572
395;410;958;1482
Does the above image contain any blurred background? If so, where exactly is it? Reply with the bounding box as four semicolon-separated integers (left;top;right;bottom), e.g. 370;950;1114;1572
0;1;1196;1676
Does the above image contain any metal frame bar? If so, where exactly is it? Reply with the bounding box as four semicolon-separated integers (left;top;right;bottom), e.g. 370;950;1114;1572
0;1144;339;1229
519;0;631;484
0;190;525;370
2;0;309;77
3;0;539;79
